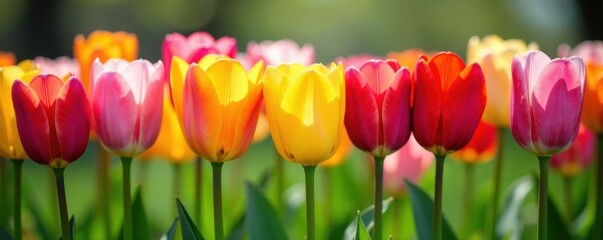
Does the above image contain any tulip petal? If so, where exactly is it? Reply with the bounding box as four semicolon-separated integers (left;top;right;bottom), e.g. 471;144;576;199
205;59;249;104
170;57;190;123
441;63;486;152
56;78;90;163
29;75;64;158
344;67;379;152
381;68;412;153
522;50;551;94
121;60;154;103
413;59;442;151
134;76;163;155
429;52;465;90
532;59;584;155
510;55;535;153
359;60;397;95
92;72;136;154
12;81;52;164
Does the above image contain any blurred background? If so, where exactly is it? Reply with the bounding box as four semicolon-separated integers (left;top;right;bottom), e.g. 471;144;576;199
1;0;602;239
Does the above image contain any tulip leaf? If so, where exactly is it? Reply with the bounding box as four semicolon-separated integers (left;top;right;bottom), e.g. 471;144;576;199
343;197;394;240
159;217;179;240
132;187;152;240
58;215;75;240
176;198;205;240
547;195;572;239
355;211;372;240
404;179;457;240
497;176;533;239
245;181;289;240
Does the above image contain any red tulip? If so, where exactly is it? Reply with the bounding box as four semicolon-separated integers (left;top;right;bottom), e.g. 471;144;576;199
451;120;498;164
12;74;90;168
510;50;585;156
550;124;596;177
413;52;486;155
344;59;412;157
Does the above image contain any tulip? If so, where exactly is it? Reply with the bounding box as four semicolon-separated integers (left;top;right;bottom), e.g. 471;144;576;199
319;129;352;167
0;51;16;67
344;59;412;239
386;49;431;73
74;30;138;93
413;52;486;240
558;41;603;238
466;35;538;239
91;58;163;240
510;50;585;240
383;134;433;198
0;60;39;240
335;54;382;69
34;56;80;79
246;39;315;66
170;55;263;240
264;63;345;240
12;74;90;240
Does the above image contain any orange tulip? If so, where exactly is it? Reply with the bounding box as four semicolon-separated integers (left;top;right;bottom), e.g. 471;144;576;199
0;52;16;67
386;49;432;73
74;30;138;93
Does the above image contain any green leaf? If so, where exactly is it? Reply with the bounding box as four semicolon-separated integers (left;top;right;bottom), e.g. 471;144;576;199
343;197;394;240
160;217;179;240
245;182;289;240
497;176;533;240
132;187;152;240
355;211;371;240
405;179;457;240
176;198;204;240
58;215;75;240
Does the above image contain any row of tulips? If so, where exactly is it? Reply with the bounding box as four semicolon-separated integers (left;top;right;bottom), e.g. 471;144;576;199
0;31;600;240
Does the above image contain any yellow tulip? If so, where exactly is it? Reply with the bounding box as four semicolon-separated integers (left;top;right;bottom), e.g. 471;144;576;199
170;55;264;162
263;63;345;166
467;35;538;127
138;88;195;163
0;60;40;159
73;30;138;93
319;128;352;167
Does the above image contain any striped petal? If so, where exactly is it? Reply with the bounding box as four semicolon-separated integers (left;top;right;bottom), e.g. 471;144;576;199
510;56;535;153
56;77;90;163
92;72;136;154
381;67;412;154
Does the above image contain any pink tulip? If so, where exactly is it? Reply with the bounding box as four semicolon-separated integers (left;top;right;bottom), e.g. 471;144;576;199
384;134;433;197
162;32;237;82
335;54;382;69
12;74;90;168
91;58;163;157
550;124;596;177
246;39;314;66
558;41;603;64
344;59;412;157
33;56;80;79
510;50;586;156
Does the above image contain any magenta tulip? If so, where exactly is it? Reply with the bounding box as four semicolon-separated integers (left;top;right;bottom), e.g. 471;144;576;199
246;39;314;66
510;50;585;156
344;59;412;156
12;74;90;168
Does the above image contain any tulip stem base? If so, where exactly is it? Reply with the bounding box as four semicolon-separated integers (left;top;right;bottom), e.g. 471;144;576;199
195;156;203;226
487;127;506;239
12;160;23;240
434;155;446;240
211;162;224;240
462;163;475;238
121;157;133;240
54;167;71;240
374;156;385;240
537;156;550;240
304;165;317;240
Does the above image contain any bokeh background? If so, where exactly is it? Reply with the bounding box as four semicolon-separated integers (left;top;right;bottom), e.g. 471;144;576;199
1;0;602;239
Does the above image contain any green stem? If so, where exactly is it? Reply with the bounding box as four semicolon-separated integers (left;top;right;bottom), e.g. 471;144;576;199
595;134;603;240
461;163;475;238
98;147;111;239
0;158;7;229
212;162;224;240
563;177;573;223
195;156;203;227
486;127;506;239
433;155;446;240
374;156;385;240
121;157;133;240
304;165;317;240
537;156;550;240
54;167;71;240
12;160;23;240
